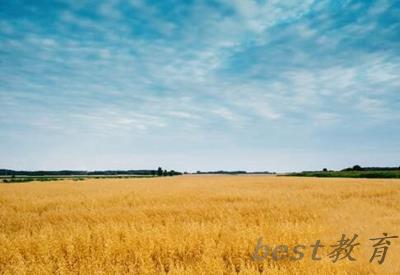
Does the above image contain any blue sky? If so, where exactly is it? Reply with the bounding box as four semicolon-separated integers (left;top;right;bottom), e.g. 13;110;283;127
0;0;399;172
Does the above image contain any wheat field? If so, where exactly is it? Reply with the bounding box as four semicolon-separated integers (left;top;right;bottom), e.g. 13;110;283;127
0;176;399;274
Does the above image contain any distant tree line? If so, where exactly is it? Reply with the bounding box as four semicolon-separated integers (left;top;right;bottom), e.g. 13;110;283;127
0;168;182;177
156;167;181;176
287;165;400;179
341;165;400;172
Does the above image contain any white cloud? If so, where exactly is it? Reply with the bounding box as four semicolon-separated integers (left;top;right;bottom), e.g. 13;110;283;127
98;0;122;19
368;0;390;16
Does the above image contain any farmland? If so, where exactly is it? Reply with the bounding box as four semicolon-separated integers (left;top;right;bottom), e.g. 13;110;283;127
1;176;399;274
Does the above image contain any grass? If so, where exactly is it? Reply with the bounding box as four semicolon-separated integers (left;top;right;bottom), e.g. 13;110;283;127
286;170;400;178
0;176;399;274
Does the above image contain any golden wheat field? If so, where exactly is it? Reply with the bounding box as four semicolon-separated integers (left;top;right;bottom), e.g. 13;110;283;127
0;175;399;274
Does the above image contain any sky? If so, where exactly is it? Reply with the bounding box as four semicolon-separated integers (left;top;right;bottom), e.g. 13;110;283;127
0;0;399;172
